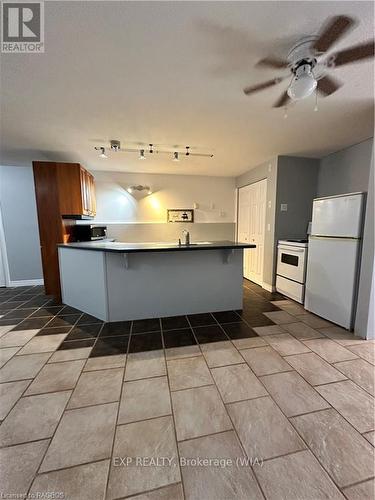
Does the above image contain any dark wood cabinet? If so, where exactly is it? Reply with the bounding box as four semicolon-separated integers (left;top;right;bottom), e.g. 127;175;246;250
32;162;96;299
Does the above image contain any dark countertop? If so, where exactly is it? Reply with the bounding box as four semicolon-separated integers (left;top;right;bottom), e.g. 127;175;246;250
58;240;256;253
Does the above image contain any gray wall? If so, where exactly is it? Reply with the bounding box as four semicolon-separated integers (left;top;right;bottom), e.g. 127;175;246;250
354;144;374;338
317;138;373;197
236;157;278;288
276;156;319;241
0;166;43;282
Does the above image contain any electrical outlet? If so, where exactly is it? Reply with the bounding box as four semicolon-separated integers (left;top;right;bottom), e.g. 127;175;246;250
281;204;288;212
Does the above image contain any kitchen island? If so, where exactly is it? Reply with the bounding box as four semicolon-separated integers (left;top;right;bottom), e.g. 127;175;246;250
58;241;256;321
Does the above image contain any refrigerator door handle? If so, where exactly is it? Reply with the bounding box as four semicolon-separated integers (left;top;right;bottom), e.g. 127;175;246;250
310;236;360;241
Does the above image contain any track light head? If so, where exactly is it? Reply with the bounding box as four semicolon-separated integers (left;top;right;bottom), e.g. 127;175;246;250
173;152;179;162
139;149;146;160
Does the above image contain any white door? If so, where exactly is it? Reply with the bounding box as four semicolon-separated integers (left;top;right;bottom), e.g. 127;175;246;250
238;179;267;286
312;193;364;238
305;236;360;329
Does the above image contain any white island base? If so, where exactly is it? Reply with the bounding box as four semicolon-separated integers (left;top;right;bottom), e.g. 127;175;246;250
58;247;244;322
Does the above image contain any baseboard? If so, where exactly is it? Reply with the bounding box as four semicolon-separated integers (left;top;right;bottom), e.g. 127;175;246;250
8;279;44;287
262;283;275;292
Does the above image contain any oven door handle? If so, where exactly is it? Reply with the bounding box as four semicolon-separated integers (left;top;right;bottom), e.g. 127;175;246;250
278;246;305;253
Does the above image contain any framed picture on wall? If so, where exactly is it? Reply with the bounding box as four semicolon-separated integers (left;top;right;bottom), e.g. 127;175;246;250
167;209;194;223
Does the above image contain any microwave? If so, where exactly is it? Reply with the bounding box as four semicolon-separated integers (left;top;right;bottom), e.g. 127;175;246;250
72;225;107;242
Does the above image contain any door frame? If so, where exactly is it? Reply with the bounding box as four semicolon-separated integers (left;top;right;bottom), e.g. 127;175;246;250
0;204;10;287
236;178;267;287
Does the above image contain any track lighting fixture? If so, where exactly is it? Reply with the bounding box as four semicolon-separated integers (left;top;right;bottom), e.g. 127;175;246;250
95;147;108;158
94;141;213;160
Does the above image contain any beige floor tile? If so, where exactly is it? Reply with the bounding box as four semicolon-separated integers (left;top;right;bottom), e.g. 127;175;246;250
172;385;232;441
291;408;375;487
0;347;21;368
342;479;375;500
316;380;375;433
231;336;267;349
118;376;171;424
263;311;296;324
260;371;330;417
125;350;166;381
319;326;366;346
40;402;118;472
67;367;123;408
0;440;50;495
107;416;180;499
334;359;374;396
363;431;375;446
118;483;184;500
252;324;286;336
165;344;201;360
167;356;212;391
179;431;264;500
25;359;85;396
211;363;267;403
0;352;51;382
295;313;333;329
254;450;344;500
0;391;71;446
303;338;358;363
228;396;305;460
48;347;92;363
282;322;323;340
200;341;243;368
83;354;126;371
241;346;292;376
0;379;30;420
264;333;311;356
347;343;375;365
16;333;68;355
30;459;110;500
271;301;306;315
285;352;347;386
0;325;17;338
0;329;39;348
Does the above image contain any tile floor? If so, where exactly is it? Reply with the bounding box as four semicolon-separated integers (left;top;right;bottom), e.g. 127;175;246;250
0;281;374;499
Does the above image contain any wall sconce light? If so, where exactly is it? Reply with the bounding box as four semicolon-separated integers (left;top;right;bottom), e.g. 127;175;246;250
127;185;152;195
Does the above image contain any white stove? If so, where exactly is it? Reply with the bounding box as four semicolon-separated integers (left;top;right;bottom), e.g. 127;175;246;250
276;239;309;303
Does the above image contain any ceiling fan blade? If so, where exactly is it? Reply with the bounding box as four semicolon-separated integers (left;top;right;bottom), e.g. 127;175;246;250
332;40;374;66
243;77;283;95
317;75;342;96
273;91;290;108
256;57;288;69
313;15;355;53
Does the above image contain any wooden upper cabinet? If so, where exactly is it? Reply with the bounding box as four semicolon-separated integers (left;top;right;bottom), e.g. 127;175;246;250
32;161;96;299
56;163;96;218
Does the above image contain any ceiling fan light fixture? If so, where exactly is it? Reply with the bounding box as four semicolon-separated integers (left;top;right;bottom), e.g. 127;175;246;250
287;65;317;100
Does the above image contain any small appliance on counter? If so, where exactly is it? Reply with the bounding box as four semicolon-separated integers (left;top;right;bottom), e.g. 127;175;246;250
276;239;309;304
72;225;107;242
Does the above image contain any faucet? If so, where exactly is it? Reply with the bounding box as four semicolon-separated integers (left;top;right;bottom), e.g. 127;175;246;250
181;229;190;245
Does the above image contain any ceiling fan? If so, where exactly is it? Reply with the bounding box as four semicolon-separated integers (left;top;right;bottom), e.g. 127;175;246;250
243;15;374;107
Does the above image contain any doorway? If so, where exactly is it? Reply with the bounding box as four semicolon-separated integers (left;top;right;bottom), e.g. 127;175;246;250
237;179;267;286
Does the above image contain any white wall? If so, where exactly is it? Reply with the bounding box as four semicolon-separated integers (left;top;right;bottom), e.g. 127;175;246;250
92;171;236;223
0;166;43;283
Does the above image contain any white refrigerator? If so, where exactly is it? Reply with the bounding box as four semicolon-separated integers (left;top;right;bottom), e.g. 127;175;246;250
305;192;365;330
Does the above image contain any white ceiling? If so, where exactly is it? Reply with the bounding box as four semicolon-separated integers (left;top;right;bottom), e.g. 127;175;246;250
1;1;374;177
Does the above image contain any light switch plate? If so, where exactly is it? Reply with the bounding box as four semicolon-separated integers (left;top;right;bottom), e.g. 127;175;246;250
280;204;288;212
